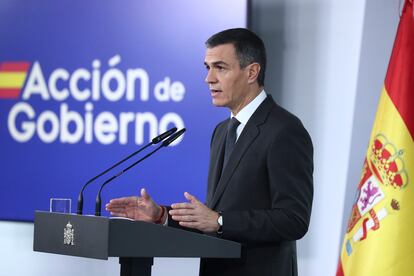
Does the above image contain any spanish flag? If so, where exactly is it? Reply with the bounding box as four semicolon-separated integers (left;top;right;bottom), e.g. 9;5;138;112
0;62;30;99
337;1;414;275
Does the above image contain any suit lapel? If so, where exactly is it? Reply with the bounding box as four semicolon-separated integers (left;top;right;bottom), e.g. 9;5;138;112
209;96;275;209
206;122;227;206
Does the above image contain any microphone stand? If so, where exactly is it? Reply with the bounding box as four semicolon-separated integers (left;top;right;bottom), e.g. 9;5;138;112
94;128;186;216
77;127;177;214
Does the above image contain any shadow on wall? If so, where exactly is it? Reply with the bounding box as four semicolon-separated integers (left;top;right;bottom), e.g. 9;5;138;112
249;0;321;133
249;0;322;259
248;0;285;101
340;0;399;248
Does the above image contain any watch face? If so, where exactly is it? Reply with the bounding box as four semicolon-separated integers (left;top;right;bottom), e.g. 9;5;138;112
218;215;223;226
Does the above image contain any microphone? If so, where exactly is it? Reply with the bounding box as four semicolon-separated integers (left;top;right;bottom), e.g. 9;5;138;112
94;128;186;216
76;127;177;215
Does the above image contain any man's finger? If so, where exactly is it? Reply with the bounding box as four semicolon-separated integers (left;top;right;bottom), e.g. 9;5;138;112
179;221;199;228
140;188;150;200
106;201;127;207
169;208;195;216
106;207;127;213
109;197;135;205
108;198;127;205
171;215;196;222
184;192;199;204
171;202;194;209
110;212;127;217
106;203;130;211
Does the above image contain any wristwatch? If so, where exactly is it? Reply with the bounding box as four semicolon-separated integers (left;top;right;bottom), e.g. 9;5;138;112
217;211;223;235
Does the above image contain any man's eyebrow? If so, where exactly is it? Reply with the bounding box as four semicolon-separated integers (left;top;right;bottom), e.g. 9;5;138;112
204;61;228;67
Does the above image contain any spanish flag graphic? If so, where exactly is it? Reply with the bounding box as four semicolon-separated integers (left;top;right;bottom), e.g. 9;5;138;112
337;1;414;275
0;62;31;99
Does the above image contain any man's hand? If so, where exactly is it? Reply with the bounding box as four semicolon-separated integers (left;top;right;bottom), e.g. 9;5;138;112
105;188;164;223
169;192;220;233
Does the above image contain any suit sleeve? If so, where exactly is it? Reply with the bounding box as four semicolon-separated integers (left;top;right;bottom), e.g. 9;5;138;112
221;121;314;244
164;124;223;233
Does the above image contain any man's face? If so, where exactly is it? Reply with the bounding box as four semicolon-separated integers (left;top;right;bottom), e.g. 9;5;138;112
204;43;250;113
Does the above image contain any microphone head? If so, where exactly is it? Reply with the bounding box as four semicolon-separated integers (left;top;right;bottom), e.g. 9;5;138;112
162;128;186;147
152;127;177;144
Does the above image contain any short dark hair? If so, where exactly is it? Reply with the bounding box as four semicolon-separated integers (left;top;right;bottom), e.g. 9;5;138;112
205;28;266;86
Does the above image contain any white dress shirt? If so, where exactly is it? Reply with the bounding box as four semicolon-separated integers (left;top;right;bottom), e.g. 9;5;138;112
232;90;267;141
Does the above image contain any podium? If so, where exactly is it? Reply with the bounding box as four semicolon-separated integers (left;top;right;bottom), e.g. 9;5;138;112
33;211;241;276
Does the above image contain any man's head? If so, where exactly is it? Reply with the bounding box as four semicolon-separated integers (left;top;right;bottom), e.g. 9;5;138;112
204;28;267;114
206;28;266;86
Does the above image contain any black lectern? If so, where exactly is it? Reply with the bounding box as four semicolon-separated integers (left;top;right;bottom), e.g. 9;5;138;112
33;211;241;276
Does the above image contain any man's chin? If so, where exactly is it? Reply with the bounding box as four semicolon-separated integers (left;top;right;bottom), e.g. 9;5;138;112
211;99;227;108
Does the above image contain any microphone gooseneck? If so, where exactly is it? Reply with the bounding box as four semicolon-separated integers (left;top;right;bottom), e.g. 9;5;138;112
77;127;177;215
94;128;186;216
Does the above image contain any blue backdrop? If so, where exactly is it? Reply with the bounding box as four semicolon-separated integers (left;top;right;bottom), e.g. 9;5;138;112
0;0;247;221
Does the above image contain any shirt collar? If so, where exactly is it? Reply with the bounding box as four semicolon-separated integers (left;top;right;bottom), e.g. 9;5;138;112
232;90;267;125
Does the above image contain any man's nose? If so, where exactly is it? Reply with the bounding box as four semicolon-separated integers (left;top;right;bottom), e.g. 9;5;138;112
205;70;216;84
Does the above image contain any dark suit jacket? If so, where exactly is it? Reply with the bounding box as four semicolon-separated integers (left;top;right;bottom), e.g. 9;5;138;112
169;95;313;276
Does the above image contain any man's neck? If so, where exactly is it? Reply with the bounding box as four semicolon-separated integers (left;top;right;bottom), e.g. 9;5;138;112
231;86;264;116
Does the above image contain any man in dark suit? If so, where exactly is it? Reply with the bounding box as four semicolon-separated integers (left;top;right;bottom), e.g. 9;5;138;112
106;28;313;276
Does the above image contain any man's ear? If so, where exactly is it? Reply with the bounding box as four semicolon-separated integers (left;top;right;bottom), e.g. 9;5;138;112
246;63;261;84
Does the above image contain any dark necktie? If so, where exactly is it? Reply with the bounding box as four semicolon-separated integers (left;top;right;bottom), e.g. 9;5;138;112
222;117;241;172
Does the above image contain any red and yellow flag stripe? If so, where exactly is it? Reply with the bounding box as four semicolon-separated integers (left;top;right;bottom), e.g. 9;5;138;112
0;62;31;99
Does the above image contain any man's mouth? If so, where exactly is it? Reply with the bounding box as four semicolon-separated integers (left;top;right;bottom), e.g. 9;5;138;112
210;89;222;94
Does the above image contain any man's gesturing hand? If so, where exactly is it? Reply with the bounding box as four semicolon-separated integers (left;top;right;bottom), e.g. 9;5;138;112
105;188;165;223
170;192;220;233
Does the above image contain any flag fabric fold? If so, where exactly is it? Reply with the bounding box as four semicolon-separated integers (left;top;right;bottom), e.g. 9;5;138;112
337;1;414;275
